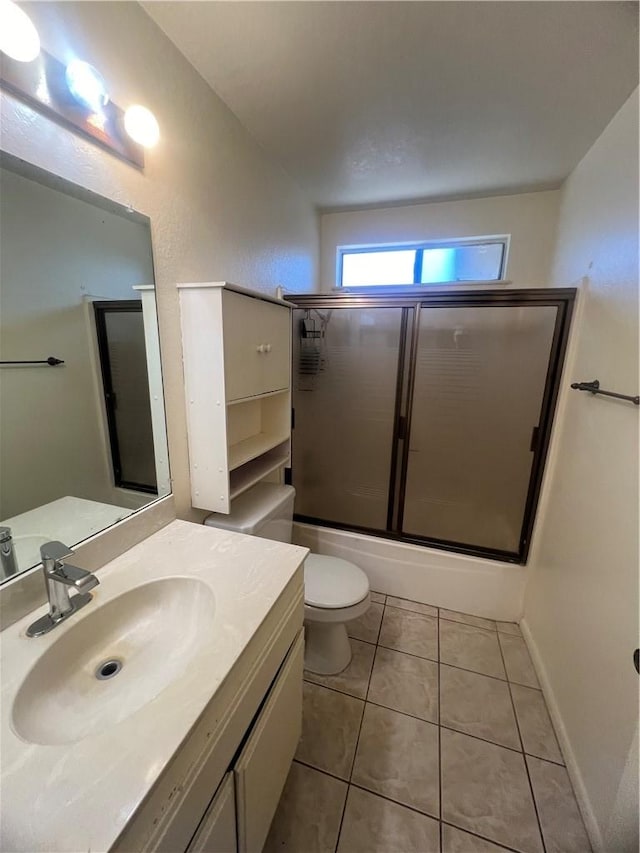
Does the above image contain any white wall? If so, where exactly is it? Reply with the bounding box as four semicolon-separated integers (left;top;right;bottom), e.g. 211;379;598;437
0;1;318;521
522;90;639;852
0;167;154;519
319;189;560;290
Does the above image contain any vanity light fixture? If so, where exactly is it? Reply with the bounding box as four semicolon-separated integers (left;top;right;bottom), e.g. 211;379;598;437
0;0;40;63
123;104;160;148
65;60;109;114
1;45;149;168
0;4;160;166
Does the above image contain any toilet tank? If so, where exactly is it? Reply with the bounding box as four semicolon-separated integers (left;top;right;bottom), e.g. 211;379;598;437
204;483;295;543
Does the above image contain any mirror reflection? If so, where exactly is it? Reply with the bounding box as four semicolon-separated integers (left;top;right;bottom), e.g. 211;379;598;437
0;158;170;582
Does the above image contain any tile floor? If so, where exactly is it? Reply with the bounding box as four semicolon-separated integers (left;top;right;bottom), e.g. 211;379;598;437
264;594;592;853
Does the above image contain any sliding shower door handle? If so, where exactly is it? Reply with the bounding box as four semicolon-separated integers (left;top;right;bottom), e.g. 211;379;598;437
530;426;540;453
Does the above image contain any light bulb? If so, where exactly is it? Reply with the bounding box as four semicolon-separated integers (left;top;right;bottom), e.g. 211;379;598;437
0;0;40;62
124;105;160;148
65;60;109;114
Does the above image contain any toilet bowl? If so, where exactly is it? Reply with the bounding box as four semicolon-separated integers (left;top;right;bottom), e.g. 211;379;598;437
303;553;370;674
204;484;369;675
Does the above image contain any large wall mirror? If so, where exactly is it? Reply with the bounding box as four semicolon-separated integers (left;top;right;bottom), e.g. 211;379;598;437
0;153;170;584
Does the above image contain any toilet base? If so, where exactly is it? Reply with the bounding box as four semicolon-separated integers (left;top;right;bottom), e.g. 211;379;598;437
304;621;352;675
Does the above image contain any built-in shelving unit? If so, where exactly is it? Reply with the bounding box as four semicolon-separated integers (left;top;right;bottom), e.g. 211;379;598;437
230;440;291;501
178;281;292;513
227;389;290;470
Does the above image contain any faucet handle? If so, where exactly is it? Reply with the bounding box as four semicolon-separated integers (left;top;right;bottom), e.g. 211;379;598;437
51;562;99;591
0;526;12;543
40;541;99;592
40;540;74;564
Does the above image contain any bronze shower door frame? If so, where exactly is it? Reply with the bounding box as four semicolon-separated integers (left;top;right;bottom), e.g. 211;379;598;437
285;288;576;565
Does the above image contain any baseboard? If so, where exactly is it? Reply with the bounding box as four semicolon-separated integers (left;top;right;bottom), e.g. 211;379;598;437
520;617;604;853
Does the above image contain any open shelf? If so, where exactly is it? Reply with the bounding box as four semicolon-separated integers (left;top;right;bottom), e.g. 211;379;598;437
230;440;290;501
226;391;290;473
228;431;290;471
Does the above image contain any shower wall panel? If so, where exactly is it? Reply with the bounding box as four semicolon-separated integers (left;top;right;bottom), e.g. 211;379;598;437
292;307;403;529
402;306;557;552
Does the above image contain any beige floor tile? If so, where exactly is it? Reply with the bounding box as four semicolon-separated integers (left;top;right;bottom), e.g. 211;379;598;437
527;756;592;853
351;703;439;817
386;596;438;617
440;664;520;749
378;606;438;660
499;634;540;688
440;609;496;631
442;824;514;852
296;682;364;780
367;646;439;722
441;728;543;853
440;619;506;679
337;786;440;853
511;684;563;763
263;761;347;853
347;601;383;644
497;621;521;636
305;639;375;699
370;591;386;604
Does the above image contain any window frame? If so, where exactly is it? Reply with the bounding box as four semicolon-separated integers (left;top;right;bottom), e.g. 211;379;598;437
337;234;511;289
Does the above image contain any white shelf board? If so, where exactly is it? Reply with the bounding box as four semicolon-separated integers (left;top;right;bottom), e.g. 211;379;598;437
228;432;290;472
226;388;289;408
229;443;290;501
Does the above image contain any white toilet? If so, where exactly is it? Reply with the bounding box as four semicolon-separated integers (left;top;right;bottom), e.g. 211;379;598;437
204;483;370;675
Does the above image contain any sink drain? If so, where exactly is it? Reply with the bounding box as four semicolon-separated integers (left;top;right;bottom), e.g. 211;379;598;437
95;659;123;680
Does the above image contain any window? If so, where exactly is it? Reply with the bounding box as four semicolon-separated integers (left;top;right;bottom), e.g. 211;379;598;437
338;237;508;288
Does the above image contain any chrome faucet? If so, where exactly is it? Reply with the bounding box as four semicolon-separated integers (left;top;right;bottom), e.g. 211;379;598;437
0;527;19;579
26;541;99;637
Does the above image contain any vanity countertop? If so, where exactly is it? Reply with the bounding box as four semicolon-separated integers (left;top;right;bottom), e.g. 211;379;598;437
0;519;308;852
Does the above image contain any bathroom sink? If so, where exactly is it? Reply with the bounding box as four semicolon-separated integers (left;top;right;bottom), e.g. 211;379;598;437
12;577;216;746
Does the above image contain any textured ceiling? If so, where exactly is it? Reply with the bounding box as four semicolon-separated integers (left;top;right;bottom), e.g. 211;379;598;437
143;1;639;209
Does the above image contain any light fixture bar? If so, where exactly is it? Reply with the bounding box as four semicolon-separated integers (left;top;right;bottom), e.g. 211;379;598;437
0;47;145;169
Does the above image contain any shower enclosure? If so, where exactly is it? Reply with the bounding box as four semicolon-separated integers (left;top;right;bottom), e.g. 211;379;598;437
287;289;575;563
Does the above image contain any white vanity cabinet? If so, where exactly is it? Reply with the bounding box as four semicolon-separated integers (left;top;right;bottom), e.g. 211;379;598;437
1;521;307;853
178;282;293;514
186;774;237;853
112;567;305;853
234;631;304;852
184;631;304;853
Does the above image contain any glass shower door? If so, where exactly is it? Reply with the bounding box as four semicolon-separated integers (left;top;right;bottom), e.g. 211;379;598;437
292;306;404;530
401;305;558;554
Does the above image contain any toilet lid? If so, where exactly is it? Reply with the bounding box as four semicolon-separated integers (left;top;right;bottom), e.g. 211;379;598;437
304;554;369;609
